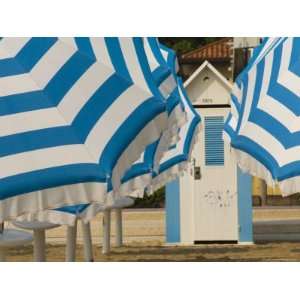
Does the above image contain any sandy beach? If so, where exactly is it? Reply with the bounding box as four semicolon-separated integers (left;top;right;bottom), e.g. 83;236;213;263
5;207;300;261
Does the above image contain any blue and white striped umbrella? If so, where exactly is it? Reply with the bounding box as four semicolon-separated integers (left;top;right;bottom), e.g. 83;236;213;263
224;37;300;196
0;37;168;222
77;77;198;224
118;43;199;195
19;41;190;226
144;38;186;171
149;77;201;192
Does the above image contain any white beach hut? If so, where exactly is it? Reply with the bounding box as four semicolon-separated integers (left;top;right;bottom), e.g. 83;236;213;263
165;60;253;245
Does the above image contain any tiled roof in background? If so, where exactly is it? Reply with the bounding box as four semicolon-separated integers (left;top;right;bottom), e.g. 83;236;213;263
180;37;233;63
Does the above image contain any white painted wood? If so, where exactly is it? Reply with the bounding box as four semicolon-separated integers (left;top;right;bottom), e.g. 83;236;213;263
184;61;233;100
65;219;77;262
193;107;238;241
180;64;239;243
179;162;195;244
115;208;122;247
81;221;93;262
102;209;111;254
33;229;46;261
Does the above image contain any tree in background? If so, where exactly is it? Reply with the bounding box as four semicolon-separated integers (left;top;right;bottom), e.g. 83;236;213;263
159;37;223;54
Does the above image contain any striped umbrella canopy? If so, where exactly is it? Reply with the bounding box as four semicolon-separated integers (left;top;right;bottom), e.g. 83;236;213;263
224;37;300;196
118;41;187;196
149;77;201;192
0;37;168;222
16;39;186;225
143;38;186;171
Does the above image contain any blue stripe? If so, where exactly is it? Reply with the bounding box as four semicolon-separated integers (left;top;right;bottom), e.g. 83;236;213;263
55;203;90;214
267;42;300;115
0;90;54;116
289;38;300;76
144;141;159;167
0;127;80;157
72;73;132;140
105;38;132;82
230;94;241;114
234;133;300;182
121;163;150;183
75;38;96;60
0;38;58;77
132;38;165;102
99;97;166;176
152;65;171;86
43;50;95;106
148;38;168;67
0;164;106;201
0;50;95;115
157;155;186;175
0;73;131;157
245;52;300;146
156;78;201;175
159;42;177;74
166;92;180;115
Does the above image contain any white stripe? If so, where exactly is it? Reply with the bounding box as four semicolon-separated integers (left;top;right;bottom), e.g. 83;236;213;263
143;38;160;71
0;62;113;136
58;61;113;123
239;66;257;133
58;37;77;49
240;121;300;167
159;74;176;97
85;85;151;160
0;39;76;97
256;43;300;133
118;38;150;94
0;108;66;137
0;37;31;59
251;38;283;67
277;38;300;97
228;115;238;130
159;90;192;164
160;48;168;61
0;145;95;179
231;83;242;102
90;37;114;70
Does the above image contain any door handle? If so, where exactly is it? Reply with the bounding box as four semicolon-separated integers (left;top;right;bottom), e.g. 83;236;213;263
194;166;201;180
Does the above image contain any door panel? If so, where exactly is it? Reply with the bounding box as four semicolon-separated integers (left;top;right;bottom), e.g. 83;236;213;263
193;108;238;241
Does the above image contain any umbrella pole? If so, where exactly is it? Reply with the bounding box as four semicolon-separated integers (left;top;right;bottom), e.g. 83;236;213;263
0;248;5;261
0;222;5;261
115;208;123;247
65;218;78;262
33;229;46;262
259;179;268;206
81;221;93;262
102;209;111;255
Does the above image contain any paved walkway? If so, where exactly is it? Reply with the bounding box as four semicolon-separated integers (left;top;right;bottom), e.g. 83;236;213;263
8;207;300;245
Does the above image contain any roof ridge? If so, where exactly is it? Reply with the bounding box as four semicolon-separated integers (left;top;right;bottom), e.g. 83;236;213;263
181;37;233;59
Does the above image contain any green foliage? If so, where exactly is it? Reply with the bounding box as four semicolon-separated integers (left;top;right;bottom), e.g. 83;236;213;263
159;37;223;54
133;187;165;208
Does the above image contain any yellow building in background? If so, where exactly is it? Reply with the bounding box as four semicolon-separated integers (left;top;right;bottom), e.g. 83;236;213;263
252;177;281;197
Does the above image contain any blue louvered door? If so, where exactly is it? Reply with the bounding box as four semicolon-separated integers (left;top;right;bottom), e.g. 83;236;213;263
193;109;238;242
205;116;224;166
